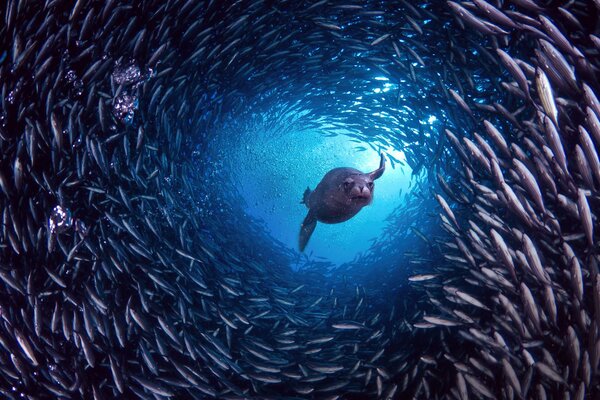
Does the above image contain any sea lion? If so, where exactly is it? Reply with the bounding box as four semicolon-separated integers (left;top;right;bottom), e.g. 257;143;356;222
299;153;386;251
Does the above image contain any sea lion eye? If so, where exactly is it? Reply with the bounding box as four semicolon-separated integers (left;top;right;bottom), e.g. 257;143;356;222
368;182;373;189
344;181;350;188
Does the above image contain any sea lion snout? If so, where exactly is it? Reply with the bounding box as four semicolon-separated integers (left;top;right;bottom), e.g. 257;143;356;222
348;181;372;200
341;176;374;207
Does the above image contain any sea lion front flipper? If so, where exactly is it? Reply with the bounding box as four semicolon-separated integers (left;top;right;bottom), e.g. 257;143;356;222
301;187;312;206
368;153;386;180
299;211;317;252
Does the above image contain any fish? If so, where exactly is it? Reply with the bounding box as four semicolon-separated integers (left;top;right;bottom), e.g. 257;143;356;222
535;68;558;126
447;1;507;36
331;321;366;330
408;274;437;282
423;315;461;327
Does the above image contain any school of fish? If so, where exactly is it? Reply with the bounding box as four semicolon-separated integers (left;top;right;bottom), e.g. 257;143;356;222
0;0;599;399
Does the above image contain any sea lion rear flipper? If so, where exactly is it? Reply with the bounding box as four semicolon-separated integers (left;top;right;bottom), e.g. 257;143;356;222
299;211;317;252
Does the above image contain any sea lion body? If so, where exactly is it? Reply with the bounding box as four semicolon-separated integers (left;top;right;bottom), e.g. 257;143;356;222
304;167;369;224
299;154;385;251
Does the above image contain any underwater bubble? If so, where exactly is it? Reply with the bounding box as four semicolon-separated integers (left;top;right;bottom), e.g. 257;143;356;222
65;69;77;82
112;91;138;125
112;62;152;90
65;69;83;97
7;90;15;104
48;205;72;234
112;63;142;86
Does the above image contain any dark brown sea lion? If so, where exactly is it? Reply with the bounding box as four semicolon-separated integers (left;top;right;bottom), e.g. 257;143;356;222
299;153;386;252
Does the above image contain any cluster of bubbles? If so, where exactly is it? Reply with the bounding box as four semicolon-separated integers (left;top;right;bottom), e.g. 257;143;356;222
65;70;84;98
47;205;73;235
112;93;138;125
47;205;88;252
111;63;153;126
112;63;144;85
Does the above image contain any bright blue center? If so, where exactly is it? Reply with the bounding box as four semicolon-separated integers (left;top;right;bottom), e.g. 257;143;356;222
232;126;413;265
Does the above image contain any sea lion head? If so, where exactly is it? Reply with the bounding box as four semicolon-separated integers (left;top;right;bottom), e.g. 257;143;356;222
339;154;386;206
341;174;375;205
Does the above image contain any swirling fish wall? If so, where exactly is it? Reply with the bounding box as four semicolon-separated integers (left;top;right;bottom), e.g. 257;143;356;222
0;0;599;399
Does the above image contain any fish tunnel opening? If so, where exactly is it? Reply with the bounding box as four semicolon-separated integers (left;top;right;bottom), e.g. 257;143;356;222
2;0;600;399
220;104;419;266
192;52;450;273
